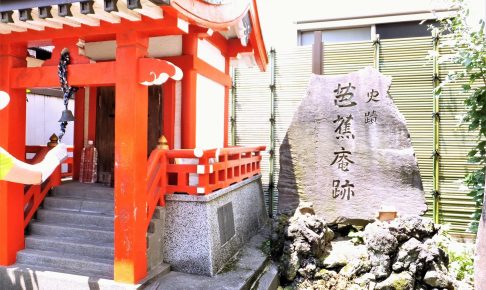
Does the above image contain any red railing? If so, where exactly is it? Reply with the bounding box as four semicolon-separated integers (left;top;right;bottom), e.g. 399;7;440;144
62;146;74;178
146;148;167;229
24;145;62;228
145;146;265;228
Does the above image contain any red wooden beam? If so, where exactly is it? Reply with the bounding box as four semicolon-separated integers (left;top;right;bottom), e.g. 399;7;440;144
0;42;27;265
181;34;198;149
10;62;116;88
4;15;184;46
138;58;179;84
189;26;228;56
113;31;149;284
227;38;253;58
194;58;231;87
163;55;231;87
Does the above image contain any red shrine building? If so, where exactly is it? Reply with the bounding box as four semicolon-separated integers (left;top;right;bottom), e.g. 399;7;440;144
0;0;267;286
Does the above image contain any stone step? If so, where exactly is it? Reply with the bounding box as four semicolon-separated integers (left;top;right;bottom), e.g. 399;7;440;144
16;249;113;279
256;264;279;290
25;235;114;260
43;196;113;215
0;262;172;290
36;209;114;229
52;182;114;201
29;222;114;243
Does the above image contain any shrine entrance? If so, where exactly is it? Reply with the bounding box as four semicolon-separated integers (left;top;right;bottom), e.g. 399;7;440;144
95;86;164;186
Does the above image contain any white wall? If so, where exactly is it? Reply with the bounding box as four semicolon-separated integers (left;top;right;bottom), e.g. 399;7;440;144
26;94;74;146
197;39;226;72
84;35;183;61
195;75;225;149
256;0;483;48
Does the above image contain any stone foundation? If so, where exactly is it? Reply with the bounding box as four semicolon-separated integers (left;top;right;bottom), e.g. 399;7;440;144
163;174;268;276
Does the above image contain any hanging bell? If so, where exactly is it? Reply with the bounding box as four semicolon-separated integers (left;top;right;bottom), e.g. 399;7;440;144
58;109;75;122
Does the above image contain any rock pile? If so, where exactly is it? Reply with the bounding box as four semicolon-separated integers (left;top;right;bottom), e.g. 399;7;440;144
272;203;334;283
272;205;458;290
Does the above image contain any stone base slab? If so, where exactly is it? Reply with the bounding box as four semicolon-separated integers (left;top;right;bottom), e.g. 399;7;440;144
163;174;268;276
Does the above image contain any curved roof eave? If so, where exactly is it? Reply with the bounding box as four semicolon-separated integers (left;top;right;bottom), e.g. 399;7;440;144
169;0;267;71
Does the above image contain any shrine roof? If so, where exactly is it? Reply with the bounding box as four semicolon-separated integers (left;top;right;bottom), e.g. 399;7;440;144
0;0;267;70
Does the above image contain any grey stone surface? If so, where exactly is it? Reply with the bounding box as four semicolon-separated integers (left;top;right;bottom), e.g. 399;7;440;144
5;181;170;288
52;181;114;201
273;203;334;282
276;214;459;289
147;207;166;271
256;264;279;290
43;196;114;214
29;222;114;242
375;271;414;290
423;269;454;288
16;249;113;278
25;236;114;260
0;263;170;290
163;174;268;276
17;182;115;279
278;67;427;224
147;232;271;290
475;193;486;290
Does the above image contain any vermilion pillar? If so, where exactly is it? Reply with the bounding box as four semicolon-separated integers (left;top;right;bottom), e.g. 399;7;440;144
113;31;148;283
73;87;85;180
88;86;97;142
0;41;27;265
181;34;198;149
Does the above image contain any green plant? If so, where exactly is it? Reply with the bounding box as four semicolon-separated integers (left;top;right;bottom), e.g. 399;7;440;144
348;226;364;245
434;0;486;233
436;225;475;285
449;246;475;282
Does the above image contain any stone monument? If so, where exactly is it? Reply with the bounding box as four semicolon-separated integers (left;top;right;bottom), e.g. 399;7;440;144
278;67;427;224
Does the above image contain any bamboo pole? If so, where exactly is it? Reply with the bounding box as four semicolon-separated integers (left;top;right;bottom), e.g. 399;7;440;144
432;30;441;224
268;48;276;217
373;34;381;71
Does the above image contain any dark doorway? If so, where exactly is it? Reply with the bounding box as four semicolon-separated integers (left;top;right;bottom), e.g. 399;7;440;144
96;87;115;185
95;86;163;186
148;86;163;154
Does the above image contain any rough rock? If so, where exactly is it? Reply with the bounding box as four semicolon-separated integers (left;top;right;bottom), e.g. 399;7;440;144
388;215;438;242
278;67;427;224
364;223;399;254
369;252;392;279
423;269;454;289
338;251;371;278
274;210;460;290
320;239;365;269
392;238;422;273
276;203;334;282
375;271;414;290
